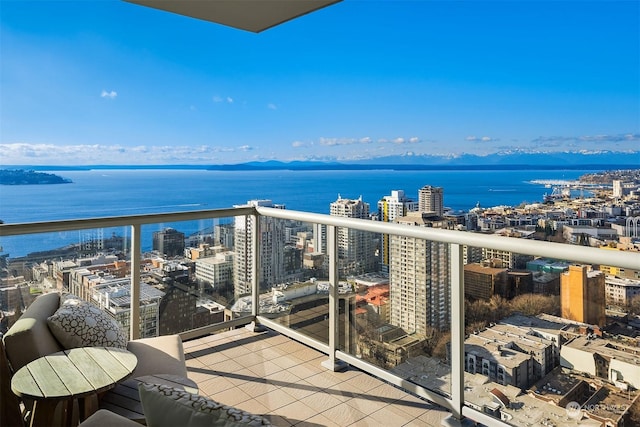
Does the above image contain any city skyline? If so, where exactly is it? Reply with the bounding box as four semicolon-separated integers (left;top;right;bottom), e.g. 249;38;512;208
1;1;639;165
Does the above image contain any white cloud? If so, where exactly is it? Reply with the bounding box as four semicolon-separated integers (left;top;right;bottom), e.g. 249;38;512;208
211;95;233;104
466;135;496;142
100;90;117;99
319;137;354;146
267;103;277;110
213;95;234;104
0;143;260;165
319;137;379;146
292;141;305;148
377;137;421;144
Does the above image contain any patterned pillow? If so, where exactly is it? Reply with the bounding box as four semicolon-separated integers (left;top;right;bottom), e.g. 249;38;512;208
47;296;127;349
138;383;271;427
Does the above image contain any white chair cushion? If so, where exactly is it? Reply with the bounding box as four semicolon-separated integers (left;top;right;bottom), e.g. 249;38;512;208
47;296;127;349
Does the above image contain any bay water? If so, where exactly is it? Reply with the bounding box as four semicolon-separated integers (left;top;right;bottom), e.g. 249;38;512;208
0;168;595;257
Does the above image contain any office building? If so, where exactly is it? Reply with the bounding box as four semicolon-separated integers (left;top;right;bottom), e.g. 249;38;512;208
194;251;234;291
464;262;509;300
152;228;185;258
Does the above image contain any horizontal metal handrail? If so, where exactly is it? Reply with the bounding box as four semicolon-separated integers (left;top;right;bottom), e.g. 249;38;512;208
2;205;637;269
257;206;640;270
0;207;255;236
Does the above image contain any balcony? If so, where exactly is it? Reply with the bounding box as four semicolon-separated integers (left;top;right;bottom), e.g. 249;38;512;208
1;206;639;426
182;327;449;426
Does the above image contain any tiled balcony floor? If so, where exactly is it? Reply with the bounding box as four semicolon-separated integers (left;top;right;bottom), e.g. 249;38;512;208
182;327;451;426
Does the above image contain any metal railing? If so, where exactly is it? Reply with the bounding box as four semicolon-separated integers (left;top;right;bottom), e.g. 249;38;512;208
2;206;638;426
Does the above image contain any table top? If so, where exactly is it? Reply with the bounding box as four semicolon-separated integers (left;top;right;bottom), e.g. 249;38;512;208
11;346;137;401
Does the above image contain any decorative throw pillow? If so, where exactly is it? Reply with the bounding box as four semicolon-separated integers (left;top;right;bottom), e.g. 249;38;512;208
138;383;271;427
47;296;127;349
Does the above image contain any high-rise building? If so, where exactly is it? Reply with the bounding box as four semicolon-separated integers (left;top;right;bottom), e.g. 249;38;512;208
330;195;377;277
152;228;185;257
215;223;235;249
312;223;327;255
233;200;286;296
418;185;444;217
378;190;418;273
79;228;104;254
389;212;451;334
560;264;605;326
378;190;417;223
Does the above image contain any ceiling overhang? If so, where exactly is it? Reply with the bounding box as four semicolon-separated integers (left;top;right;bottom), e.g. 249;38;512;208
123;0;342;33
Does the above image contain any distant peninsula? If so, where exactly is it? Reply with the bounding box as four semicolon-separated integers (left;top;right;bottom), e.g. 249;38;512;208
0;169;72;185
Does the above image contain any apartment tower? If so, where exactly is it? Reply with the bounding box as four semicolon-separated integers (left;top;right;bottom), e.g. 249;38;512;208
233;200;286;297
418;185;444;217
389;212;451;334
378;190;417;273
330;195;376;277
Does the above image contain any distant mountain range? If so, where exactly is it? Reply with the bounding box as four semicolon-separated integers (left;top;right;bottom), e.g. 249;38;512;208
207;151;640;171
3;150;639;171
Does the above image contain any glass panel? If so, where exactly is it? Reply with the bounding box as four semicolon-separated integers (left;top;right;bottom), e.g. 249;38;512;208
0;215;249;339
338;227;453;399
463;248;640;426
1;227;133;335
256;218;330;345
141;217;243;337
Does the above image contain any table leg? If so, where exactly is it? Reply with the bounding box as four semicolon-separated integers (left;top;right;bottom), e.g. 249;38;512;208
79;394;99;421
29;400;58;427
61;400;74;427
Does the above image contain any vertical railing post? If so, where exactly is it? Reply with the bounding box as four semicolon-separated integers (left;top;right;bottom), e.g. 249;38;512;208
247;211;265;332
444;243;465;425
130;224;141;340
322;225;346;371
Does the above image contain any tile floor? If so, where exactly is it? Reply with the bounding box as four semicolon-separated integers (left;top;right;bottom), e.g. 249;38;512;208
182;327;451;426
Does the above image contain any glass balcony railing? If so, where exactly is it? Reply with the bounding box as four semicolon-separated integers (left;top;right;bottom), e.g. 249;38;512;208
1;206;639;426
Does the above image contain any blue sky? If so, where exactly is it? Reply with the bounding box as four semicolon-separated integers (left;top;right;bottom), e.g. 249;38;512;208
1;0;638;165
